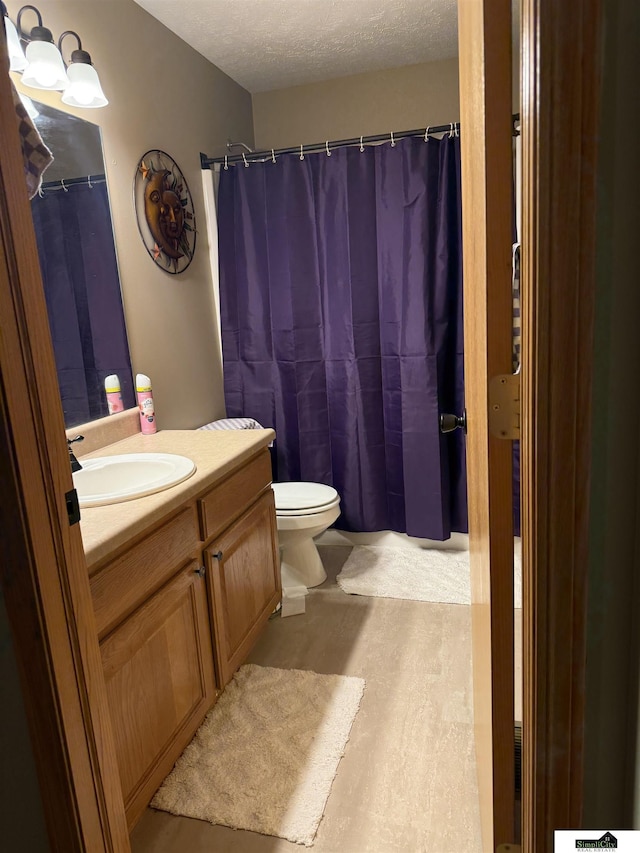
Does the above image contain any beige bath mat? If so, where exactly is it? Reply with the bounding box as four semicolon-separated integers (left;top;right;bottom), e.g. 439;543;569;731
151;663;365;846
336;543;522;607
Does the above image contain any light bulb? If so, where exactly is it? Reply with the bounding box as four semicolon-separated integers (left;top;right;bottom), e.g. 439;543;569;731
31;62;58;88
70;82;94;105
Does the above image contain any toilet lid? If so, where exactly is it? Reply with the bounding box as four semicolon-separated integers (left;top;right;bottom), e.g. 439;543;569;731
272;482;339;512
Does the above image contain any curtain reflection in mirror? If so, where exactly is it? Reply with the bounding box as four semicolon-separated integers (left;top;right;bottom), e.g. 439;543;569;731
31;179;134;426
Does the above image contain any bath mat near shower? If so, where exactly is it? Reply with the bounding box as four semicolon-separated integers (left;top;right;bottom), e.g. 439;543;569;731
151;663;365;846
336;544;522;607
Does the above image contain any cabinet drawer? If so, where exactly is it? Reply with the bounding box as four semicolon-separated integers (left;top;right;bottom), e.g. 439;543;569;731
198;449;272;542
91;507;199;638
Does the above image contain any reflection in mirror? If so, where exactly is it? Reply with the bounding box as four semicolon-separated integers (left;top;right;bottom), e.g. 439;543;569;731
29;100;134;428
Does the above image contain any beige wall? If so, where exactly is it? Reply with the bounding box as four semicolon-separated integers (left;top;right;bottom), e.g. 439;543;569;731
252;52;520;152
8;0;254;429
252;59;461;150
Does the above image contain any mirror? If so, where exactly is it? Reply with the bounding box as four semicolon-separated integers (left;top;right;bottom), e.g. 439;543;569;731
28;99;134;428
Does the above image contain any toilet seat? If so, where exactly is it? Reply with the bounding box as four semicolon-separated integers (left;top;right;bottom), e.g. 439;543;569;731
272;482;340;517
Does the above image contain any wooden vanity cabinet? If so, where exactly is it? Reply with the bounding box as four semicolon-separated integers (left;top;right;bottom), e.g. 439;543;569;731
100;558;215;828
89;445;281;830
206;488;281;687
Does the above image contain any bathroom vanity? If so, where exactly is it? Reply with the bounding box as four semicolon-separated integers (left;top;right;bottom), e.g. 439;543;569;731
79;428;280;829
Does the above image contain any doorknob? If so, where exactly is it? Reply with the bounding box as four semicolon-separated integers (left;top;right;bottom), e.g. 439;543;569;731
439;410;467;434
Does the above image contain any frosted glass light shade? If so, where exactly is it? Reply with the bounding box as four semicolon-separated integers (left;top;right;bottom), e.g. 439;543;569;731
19;93;39;119
61;62;108;108
22;40;68;90
5;15;27;72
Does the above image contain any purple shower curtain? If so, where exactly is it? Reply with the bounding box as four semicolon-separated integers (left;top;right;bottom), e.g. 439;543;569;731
218;135;467;539
31;182;134;427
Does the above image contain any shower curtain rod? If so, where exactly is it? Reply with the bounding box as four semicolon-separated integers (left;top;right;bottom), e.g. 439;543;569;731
200;113;520;168
38;173;106;191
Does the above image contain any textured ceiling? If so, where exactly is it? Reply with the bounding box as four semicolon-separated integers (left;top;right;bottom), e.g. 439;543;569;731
133;0;459;93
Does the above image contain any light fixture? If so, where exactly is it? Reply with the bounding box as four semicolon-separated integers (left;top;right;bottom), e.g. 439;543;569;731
1;5;108;108
19;91;38;118
1;1;27;71
18;5;68;91
59;31;108;108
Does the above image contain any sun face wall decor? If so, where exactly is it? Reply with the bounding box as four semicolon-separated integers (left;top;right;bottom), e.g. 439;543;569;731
134;150;196;274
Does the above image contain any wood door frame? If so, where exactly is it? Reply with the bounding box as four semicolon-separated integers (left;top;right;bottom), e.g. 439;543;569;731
0;0;602;850
520;0;602;848
0;30;130;853
458;0;602;848
457;0;516;848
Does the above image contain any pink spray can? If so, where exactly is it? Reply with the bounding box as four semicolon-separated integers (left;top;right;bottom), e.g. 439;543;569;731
136;373;157;434
105;374;124;414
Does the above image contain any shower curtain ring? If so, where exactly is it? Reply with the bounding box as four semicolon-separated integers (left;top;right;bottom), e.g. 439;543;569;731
390;131;396;147
300;144;305;161
271;148;276;163
325;140;331;157
449;122;454;138
87;175;93;188
359;135;364;152
224;155;229;170
424;126;430;142
242;152;249;168
37;186;44;198
61;178;69;192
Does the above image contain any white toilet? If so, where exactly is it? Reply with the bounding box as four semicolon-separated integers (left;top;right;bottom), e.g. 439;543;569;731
272;482;341;589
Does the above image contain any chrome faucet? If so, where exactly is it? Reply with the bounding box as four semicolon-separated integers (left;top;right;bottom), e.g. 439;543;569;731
67;435;84;473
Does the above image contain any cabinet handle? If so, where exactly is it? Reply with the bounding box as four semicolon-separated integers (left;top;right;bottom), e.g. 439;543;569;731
194;565;206;577
211;550;223;561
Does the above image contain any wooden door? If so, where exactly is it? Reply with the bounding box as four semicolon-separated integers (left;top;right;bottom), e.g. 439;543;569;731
0;30;130;853
206;490;281;688
100;559;215;829
520;0;601;846
457;1;516;850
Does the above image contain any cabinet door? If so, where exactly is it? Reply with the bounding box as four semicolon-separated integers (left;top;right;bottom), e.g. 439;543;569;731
207;489;281;688
100;559;215;829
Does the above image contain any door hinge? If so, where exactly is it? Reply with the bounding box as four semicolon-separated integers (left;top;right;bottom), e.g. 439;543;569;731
65;488;81;525
497;845;521;853
489;373;520;440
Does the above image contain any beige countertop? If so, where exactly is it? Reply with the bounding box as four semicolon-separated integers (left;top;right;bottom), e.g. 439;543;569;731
78;429;275;570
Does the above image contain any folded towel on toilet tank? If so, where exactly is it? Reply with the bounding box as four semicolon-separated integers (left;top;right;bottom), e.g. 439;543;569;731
198;417;274;447
199;417;264;431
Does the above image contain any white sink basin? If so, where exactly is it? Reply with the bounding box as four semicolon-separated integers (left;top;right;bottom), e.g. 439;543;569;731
73;453;196;507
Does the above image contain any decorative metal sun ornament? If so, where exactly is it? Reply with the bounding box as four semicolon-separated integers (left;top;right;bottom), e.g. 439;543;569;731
134;150;196;274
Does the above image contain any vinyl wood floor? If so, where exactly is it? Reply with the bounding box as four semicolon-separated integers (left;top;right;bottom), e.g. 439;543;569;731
132;545;522;853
